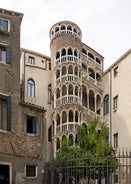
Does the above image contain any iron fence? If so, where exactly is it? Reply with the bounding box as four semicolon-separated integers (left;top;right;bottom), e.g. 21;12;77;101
44;151;131;184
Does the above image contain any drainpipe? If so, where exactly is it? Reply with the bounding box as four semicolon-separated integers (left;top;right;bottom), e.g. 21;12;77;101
40;114;45;160
110;70;112;147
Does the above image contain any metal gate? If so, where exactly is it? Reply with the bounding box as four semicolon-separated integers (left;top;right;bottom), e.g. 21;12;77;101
44;151;131;184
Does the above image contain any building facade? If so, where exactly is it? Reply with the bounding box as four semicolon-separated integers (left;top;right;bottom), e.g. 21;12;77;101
49;21;104;158
0;8;48;184
1;7;131;184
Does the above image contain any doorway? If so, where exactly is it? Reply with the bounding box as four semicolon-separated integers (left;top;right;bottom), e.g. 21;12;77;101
0;164;9;184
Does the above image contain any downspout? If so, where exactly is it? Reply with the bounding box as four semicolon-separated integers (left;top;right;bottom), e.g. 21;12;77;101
40;114;45;160
110;70;112;146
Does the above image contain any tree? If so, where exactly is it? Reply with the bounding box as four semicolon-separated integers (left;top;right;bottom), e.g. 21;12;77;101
56;118;118;184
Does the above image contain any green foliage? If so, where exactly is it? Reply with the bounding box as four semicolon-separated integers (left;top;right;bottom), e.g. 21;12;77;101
56;118;118;182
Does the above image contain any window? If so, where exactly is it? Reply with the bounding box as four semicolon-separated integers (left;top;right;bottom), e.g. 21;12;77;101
114;174;118;183
0;45;11;64
25;165;37;178
113;95;118;111
48;84;51;103
26;115;37;135
103;94;109;115
27;79;35;97
28;56;35;65
114;133;118;148
114;66;118;77
0;19;9;32
0;96;11;131
49;62;51;70
48;125;52;142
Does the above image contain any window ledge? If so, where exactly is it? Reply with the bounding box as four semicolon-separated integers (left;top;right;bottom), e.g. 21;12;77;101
0;30;10;36
0;129;10;133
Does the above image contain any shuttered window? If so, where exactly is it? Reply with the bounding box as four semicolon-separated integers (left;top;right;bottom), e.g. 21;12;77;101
0;45;12;64
26;115;37;135
0;96;11;131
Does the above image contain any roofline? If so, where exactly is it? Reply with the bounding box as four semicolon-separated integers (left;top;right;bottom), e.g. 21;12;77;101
104;48;131;75
82;42;104;59
0;8;23;20
20;48;51;60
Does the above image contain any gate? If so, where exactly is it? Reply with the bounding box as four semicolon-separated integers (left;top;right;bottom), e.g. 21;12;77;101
44;151;131;184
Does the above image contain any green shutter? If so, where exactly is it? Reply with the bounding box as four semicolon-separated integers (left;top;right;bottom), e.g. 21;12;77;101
33;117;37;134
6;46;12;64
7;96;11;131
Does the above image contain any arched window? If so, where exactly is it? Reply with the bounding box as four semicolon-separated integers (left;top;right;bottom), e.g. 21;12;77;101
88;52;95;60
69;134;73;146
56;69;60;79
82;85;87;107
103;94;109;115
56;114;60;126
96;57;101;65
68;48;73;55
62;85;67;96
82;48;87;55
62;111;67;123
27;79;35;97
56;137;60;150
55;27;59;33
69;110;73;122
61;25;66;30
89;90;95;111
61;48;66;56
67;25;72;31
62;66;66;75
56;52;60;60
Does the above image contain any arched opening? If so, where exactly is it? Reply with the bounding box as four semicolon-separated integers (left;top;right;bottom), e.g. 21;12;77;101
56;88;60;99
82;48;87;55
68;48;73;55
61;48;66;56
55;27;59;33
103;94;109;115
88;52;95;60
75;86;78;96
96;94;101;115
56;51;60;60
74;49;78;57
96;57;101;65
68;84;73;95
82;63;87;73
96;72;101;82
82;85;87;107
89;90;95;112
75;111;78;122
62;85;67;96
56;137;60;150
62;135;66;141
56;114;60;126
62;111;67;123
67;25;72;31
56;69;60;79
27;79;35;97
89;68;95;79
74;66;78;75
62;66;66;76
68;65;73;74
69;110;73;122
69;134;74;146
61;25;66;30
73;28;77;33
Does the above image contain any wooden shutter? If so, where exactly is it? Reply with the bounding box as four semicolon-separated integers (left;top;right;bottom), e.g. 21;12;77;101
33;117;37;134
6;46;12;64
7;96;11;131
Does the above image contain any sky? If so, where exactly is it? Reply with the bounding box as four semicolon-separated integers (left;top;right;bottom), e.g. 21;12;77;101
1;0;131;70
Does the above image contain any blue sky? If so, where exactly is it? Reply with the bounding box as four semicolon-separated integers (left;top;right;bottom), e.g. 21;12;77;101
1;0;131;70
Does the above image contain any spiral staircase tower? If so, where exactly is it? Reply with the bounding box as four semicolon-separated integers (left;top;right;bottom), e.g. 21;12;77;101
49;21;104;158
